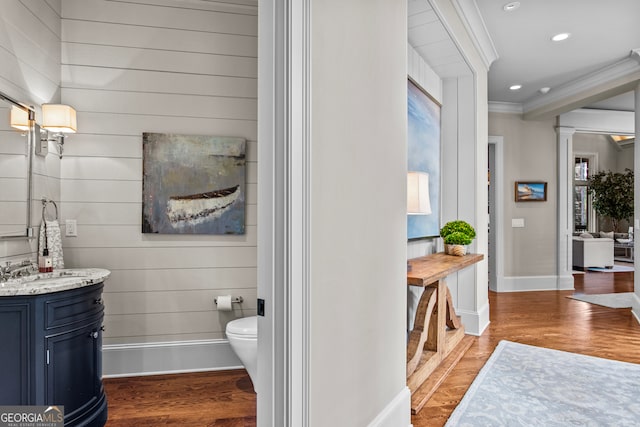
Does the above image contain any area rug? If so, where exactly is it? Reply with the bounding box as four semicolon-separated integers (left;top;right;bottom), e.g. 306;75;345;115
587;265;634;272
445;340;640;426
568;292;634;308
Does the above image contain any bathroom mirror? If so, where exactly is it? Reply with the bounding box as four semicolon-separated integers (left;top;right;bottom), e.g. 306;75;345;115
0;91;34;240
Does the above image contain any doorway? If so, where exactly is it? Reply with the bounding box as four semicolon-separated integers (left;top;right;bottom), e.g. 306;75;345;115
488;136;504;292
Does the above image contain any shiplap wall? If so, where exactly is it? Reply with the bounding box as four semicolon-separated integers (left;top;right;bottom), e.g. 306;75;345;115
59;0;258;372
0;0;61;262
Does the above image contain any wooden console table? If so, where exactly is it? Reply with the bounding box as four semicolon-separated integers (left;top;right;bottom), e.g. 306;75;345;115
406;252;483;414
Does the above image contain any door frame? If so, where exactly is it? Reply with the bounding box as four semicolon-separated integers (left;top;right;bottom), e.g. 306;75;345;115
257;0;312;425
488;136;505;292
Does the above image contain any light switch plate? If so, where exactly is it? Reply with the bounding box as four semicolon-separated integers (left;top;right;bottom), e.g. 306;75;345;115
512;218;525;228
65;219;77;237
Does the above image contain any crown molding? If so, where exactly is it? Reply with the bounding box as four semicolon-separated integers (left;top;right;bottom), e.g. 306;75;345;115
488;102;523;114
523;49;640;119
451;0;499;69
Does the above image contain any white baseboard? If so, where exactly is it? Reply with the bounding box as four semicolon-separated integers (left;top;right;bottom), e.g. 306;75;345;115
632;293;640;325
497;275;573;292
557;274;575;290
458;302;490;336
102;339;242;378
367;386;411;427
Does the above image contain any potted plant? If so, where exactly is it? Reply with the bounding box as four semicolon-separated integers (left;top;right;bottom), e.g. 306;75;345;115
440;220;476;256
587;169;634;232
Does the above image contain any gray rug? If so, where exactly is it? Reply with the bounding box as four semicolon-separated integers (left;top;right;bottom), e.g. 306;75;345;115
446;340;640;426
587;265;634;272
568;292;634;308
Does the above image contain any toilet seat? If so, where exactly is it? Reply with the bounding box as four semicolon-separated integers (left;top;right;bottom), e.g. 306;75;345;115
226;316;257;338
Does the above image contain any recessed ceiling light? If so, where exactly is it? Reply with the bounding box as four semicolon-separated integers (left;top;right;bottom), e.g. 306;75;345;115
539;87;551;94
509;84;522;91
551;33;571;42
503;2;521;11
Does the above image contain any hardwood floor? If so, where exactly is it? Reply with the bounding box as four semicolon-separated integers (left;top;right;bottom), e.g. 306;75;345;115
104;370;256;426
103;270;639;426
413;269;640;426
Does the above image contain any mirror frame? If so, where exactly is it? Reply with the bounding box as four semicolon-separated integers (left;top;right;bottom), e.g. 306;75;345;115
0;91;35;240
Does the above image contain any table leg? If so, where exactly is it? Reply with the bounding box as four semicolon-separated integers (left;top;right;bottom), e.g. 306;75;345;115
406;285;437;376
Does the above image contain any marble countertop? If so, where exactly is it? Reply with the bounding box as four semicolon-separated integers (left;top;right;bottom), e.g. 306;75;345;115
0;268;111;296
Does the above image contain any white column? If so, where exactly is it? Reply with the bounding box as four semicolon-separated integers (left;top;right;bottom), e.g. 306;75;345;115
556;126;576;290
633;83;640;322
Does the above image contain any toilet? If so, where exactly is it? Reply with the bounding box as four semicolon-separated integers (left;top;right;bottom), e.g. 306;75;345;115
226;315;258;392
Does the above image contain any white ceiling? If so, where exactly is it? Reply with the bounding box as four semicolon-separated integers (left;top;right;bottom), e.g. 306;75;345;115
409;0;640;113
476;0;640;112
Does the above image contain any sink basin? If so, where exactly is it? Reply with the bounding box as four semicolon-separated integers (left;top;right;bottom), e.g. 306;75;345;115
0;268;110;296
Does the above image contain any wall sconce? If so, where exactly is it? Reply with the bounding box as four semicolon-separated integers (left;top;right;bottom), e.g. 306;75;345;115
41;104;77;159
10;105;30;131
407;171;432;215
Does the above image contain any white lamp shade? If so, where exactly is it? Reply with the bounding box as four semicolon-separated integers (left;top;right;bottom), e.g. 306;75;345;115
407;171;432;215
10;106;29;131
42;104;77;133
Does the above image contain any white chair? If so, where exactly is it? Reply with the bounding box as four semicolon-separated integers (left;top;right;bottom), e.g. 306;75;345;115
572;237;614;269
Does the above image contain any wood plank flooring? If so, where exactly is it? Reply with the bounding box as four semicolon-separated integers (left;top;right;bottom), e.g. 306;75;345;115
413;268;640;426
104;370;256;426
103;270;639;426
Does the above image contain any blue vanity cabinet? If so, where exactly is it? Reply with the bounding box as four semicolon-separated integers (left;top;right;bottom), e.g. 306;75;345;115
0;301;32;405
0;282;107;427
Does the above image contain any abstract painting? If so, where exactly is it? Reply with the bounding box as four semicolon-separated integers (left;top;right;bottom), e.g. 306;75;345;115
407;79;441;239
142;133;246;234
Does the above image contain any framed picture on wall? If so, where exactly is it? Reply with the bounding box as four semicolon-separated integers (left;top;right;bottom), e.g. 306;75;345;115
142;133;246;234
407;78;441;239
515;181;547;202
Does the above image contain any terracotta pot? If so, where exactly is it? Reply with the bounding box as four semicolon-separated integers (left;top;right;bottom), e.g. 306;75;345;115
445;244;467;256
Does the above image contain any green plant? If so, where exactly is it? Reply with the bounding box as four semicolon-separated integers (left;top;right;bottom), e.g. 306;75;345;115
587;169;634;232
440;220;476;241
443;231;473;245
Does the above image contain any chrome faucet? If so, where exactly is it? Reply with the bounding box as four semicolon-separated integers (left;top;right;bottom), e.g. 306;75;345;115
0;260;37;282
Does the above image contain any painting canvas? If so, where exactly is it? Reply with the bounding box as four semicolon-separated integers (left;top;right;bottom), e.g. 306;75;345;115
515;181;547;202
142;133;246;234
407;79;441;239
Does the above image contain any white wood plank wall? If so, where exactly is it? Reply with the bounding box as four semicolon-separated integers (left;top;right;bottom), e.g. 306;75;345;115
0;0;62;261
59;0;258;347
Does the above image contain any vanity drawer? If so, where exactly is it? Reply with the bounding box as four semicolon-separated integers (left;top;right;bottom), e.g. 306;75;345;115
45;284;104;330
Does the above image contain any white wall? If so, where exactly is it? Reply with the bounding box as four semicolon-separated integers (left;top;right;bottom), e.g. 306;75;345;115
0;0;61;262
309;0;409;425
59;0;258;374
489;112;557;279
618;144;634;172
573;133;618;173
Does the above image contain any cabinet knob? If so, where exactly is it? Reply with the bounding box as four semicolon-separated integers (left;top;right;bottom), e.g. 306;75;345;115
90;331;99;339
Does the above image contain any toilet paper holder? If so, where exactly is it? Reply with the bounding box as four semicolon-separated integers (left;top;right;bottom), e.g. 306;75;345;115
214;296;244;305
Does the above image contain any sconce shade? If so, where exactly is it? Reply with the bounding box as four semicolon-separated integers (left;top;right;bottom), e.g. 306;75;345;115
407;171;432;215
42;104;77;133
10;106;29;131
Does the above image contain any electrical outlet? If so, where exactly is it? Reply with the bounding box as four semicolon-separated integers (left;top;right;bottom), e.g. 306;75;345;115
65;219;77;237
